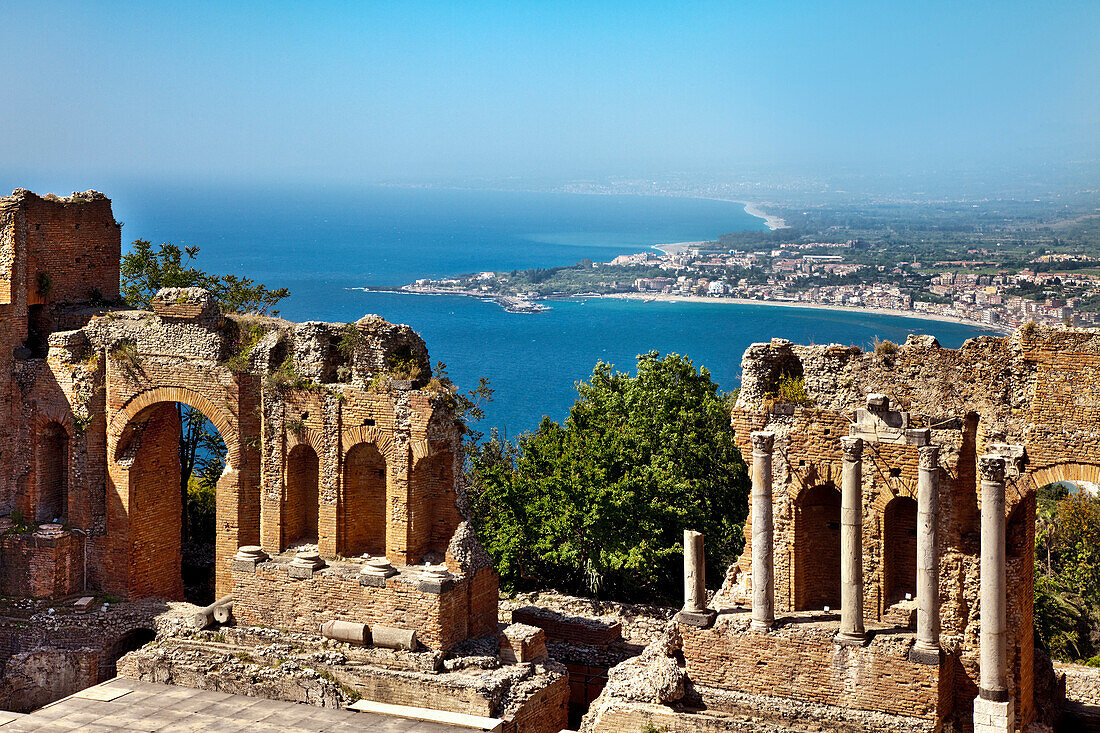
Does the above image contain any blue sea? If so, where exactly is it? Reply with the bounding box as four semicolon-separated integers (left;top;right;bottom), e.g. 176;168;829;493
115;185;994;436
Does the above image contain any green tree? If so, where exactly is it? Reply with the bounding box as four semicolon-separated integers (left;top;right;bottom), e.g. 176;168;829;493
120;240;289;315
468;352;749;604
1034;483;1100;661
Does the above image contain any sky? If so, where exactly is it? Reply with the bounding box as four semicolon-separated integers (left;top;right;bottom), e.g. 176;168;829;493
1;1;1098;190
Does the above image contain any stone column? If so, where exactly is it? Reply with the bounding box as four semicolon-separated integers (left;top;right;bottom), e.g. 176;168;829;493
750;431;775;632
675;529;716;627
836;436;867;644
911;444;942;664
974;454;1013;733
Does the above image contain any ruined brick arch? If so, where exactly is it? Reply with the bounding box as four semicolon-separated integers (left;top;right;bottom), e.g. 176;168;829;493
283;443;319;549
286;426;325;454
33;404;75;435
782;459;842;503
340;425;394;460
108;386;240;470
1025;462;1100;495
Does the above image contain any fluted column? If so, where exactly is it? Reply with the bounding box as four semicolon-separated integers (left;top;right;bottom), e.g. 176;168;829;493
750;431;775;632
836;436;866;644
675;529;715;627
974;454;1013;732
911;444;942;664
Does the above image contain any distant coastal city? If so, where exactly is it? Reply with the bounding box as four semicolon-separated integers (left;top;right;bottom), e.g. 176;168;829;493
402;199;1100;333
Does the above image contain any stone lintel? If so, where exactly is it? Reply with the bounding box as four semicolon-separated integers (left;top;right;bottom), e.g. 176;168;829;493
417;579;455;594
909;646;943;665
675;609;717;628
848;424;929;446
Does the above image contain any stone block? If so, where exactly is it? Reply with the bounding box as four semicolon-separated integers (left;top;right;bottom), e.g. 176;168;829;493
500;623;547;664
674;609;716;628
287;564;316;579
973;697;1013;733
908;646;942;666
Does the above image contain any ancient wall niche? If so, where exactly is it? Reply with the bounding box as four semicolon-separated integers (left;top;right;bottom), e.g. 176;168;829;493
340;443;387;557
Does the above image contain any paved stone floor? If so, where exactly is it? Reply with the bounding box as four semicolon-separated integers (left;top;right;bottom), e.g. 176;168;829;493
0;678;460;732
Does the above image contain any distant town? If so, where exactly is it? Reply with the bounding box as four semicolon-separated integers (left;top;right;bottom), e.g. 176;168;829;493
404;238;1100;330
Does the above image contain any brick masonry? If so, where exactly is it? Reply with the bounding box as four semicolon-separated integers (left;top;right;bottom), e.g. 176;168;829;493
0;190;513;714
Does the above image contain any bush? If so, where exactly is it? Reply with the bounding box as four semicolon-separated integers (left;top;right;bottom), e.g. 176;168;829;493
873;337;898;356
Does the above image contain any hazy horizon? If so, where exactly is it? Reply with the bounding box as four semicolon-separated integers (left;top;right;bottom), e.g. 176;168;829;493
2;2;1098;197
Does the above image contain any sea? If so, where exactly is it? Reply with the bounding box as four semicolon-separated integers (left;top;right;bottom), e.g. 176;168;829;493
114;184;994;437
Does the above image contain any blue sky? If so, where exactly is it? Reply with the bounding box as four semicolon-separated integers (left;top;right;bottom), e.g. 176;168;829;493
1;1;1097;188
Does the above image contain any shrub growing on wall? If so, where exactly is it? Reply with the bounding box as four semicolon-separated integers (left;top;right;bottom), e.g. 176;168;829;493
468;351;749;605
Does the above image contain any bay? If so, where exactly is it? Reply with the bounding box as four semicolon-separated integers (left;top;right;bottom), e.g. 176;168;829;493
114;185;993;435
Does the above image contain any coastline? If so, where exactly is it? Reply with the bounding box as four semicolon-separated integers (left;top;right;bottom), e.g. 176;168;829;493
739;201;787;230
596;292;1009;334
652;241;705;255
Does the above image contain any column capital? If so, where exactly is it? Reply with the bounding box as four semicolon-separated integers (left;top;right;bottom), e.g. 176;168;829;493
918;444;940;470
840;436;863;462
751;431;775;454
979;454;1006;483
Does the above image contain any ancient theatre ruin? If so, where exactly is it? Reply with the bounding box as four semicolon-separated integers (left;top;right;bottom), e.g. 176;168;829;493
0;189;568;731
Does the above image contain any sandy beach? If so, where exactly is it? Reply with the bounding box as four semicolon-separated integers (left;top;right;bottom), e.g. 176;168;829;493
652;241;706;255
740;201;788;230
599;292;1009;334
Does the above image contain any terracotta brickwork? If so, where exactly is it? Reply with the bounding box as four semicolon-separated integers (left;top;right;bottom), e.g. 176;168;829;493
231;561;498;652
0;188;497;662
585;330;1091;731
680;620;943;720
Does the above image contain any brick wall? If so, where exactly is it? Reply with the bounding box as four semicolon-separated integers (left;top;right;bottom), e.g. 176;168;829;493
21;192;120;306
883;496;917;604
231;562;499;652
793;483;841;611
341;442;387;556
0;532;83;598
126;403;184;600
679;621;945;722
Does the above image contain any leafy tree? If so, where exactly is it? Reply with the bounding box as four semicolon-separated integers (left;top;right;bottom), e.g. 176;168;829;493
468;352;749;604
121;240;289;315
179;405;226;545
1034;483;1100;661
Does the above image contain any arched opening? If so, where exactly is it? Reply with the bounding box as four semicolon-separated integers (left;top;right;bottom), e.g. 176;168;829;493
99;628;156;682
36;421;69;523
794;482;841;611
116;401;227;604
410;450;458;563
283;444;319;549
883;496;918;605
340;443;386;557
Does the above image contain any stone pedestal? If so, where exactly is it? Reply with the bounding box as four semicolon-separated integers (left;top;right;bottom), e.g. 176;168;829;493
750;431;775;632
288;549;325;579
676;529;715;627
978;455;1010;703
836;436;867;645
973;696;1014;733
231;545;268;574
911;445;942;665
